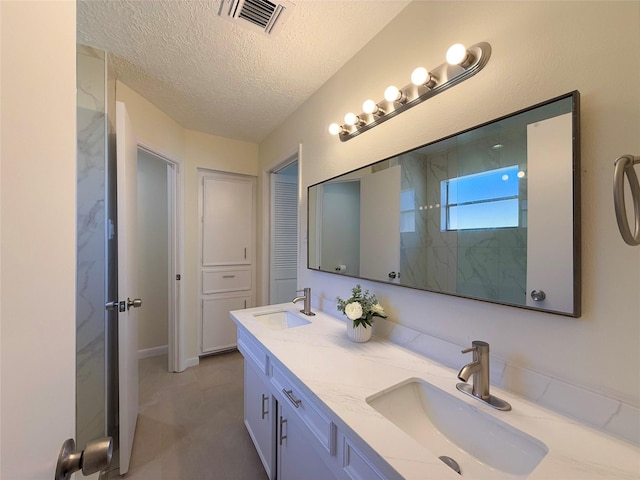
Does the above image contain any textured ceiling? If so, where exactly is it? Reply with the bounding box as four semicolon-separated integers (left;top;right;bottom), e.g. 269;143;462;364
77;0;410;143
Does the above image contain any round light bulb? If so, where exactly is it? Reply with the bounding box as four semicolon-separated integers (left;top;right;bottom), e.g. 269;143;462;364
362;99;377;114
446;43;468;65
344;112;358;126
384;85;401;102
517;171;526;178
328;123;342;135
411;67;429;86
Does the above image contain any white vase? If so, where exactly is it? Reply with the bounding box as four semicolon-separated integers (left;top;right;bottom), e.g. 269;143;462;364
347;323;372;343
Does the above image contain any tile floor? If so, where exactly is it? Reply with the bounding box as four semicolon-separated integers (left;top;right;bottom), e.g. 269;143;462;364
123;351;269;479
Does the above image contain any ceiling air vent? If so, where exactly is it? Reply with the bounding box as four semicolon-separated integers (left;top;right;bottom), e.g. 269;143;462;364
218;0;294;36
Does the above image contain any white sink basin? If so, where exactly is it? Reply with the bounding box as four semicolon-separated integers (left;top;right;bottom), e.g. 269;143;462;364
253;310;311;330
366;378;548;479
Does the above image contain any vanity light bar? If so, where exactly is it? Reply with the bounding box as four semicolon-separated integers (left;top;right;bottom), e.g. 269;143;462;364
329;42;492;142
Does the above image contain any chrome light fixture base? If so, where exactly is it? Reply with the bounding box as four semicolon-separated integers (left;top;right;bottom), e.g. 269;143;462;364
335;42;491;142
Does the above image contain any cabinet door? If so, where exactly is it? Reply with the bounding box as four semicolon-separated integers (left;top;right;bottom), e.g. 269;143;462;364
278;402;336;480
201;292;251;353
245;360;275;479
202;174;255;266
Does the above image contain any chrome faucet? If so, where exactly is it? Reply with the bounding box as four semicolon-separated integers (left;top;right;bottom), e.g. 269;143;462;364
456;340;511;411
292;287;315;316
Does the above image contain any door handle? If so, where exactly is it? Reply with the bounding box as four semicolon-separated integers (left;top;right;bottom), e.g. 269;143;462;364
530;289;546;302
55;437;113;480
104;301;119;311
279;416;288;446
127;297;143;310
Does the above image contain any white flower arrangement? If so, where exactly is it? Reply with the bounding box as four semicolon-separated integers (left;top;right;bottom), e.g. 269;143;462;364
336;284;387;329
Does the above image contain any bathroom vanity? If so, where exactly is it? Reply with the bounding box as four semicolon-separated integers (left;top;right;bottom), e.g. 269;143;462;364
230;305;639;479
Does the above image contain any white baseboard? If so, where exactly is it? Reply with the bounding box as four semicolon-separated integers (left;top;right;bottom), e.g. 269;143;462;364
138;345;168;359
184;356;199;369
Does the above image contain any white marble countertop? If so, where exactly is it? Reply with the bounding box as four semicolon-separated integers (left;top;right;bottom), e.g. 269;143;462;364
231;303;640;480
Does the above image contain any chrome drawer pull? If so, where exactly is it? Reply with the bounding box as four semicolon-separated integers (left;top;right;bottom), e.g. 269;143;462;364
282;388;302;408
222;275;236;278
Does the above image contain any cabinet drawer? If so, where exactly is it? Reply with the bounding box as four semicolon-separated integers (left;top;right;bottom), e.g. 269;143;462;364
203;267;251;294
238;328;269;376
272;365;335;455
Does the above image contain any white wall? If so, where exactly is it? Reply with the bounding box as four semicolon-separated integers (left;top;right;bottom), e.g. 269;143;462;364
1;1;76;477
259;1;640;408
137;150;169;351
116;82;259;364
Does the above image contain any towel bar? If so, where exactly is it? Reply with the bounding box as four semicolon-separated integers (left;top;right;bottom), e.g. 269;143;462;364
613;154;640;246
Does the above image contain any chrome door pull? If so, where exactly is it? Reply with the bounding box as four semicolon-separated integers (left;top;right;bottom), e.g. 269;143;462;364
279;416;288;445
282;388;302;408
261;394;269;419
127;297;143;310
55;437;113;480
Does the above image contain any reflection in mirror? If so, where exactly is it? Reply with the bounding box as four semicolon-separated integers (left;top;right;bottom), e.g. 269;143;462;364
308;92;580;316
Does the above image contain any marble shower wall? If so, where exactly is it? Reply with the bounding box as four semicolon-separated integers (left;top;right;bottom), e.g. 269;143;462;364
399;128;528;305
76;45;107;447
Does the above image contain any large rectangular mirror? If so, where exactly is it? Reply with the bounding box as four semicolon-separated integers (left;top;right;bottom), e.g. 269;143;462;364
308;92;581;316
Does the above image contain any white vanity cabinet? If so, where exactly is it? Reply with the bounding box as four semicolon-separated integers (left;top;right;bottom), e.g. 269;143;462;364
338;432;387;480
277;400;336;480
244;357;275;479
238;327;391;480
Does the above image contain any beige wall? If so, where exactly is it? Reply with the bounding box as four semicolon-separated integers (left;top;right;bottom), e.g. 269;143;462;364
1;1;77;477
137;150;169;351
116;82;259;364
259;1;640;406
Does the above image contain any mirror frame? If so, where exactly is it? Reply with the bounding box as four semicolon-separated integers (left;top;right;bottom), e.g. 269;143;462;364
308;91;581;317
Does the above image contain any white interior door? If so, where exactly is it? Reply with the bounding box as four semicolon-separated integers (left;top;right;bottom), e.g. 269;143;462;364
116;101;140;474
1;2;77;477
360;166;401;282
270;173;298;304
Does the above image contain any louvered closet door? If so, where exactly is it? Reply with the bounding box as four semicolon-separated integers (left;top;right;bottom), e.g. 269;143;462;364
270;173;298;304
